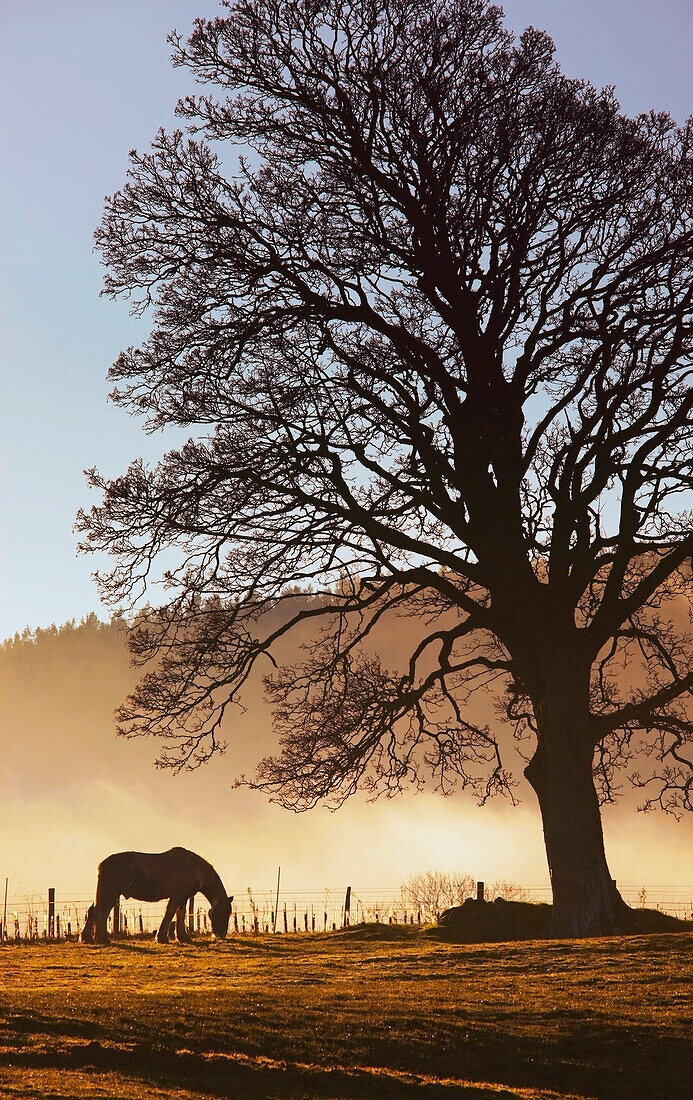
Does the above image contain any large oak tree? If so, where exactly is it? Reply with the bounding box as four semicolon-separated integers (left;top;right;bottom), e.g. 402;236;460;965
80;0;693;936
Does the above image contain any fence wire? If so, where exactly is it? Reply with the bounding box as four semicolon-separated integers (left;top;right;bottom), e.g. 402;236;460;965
1;881;692;942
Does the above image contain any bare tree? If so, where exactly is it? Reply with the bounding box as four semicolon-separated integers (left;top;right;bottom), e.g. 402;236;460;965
401;872;529;918
401;871;476;920
79;0;693;937
487;880;530;903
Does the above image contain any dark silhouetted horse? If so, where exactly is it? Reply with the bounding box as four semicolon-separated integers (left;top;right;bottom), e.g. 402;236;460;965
80;847;233;944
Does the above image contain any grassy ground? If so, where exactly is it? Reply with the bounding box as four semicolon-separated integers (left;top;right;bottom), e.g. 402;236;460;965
0;925;690;1099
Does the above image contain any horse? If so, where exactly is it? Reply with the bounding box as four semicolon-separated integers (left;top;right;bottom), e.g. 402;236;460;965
80;846;233;945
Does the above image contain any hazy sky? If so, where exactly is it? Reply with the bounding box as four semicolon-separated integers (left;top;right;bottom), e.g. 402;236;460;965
1;0;692;639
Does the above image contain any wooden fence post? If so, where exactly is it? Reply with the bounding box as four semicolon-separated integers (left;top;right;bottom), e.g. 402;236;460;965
344;886;351;928
273;866;281;934
48;888;55;938
476;881;485;903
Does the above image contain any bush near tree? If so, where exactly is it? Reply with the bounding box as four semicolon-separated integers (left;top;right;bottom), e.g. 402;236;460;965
401;871;529;921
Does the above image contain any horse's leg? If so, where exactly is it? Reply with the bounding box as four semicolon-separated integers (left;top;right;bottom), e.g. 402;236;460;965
175;900;193;944
80;904;96;944
94;898;115;944
156;897;180;944
93;878;115;944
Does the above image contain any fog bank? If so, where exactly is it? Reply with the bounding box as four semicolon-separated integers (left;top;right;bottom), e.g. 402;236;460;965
1;616;691;900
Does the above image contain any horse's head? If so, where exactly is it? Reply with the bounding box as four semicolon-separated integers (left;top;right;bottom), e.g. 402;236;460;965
209;895;234;938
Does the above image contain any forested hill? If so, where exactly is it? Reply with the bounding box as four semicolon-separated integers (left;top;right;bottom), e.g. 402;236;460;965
0;610;277;790
2;613;128;676
3;590;690;802
2;614;143;794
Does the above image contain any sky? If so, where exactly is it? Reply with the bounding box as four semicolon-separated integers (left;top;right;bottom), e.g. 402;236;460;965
1;0;693;640
1;1;692;900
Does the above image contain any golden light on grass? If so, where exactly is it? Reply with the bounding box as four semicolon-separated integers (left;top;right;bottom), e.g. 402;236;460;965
0;927;690;1098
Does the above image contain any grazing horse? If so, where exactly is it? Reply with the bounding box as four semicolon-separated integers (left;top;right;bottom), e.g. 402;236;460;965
80;847;233;945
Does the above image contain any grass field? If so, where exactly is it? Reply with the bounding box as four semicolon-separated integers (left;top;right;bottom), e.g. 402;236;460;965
0;925;690;1099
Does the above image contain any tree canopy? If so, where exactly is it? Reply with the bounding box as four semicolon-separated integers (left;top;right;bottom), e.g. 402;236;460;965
79;0;693;934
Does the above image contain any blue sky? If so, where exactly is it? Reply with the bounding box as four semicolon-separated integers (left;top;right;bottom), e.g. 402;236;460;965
2;0;692;639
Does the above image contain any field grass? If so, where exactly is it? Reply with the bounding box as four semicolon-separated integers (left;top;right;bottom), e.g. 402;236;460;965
0;925;690;1099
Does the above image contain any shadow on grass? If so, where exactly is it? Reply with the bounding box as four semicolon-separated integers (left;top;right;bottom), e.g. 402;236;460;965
0;1042;531;1099
2;1010;104;1041
419;1020;691;1100
3;1002;691;1100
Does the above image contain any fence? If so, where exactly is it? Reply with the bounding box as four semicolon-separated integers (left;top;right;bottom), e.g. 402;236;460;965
0;885;418;942
1;882;691;943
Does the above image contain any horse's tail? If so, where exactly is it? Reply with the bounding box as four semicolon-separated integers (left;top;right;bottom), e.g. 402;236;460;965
80;904;96;943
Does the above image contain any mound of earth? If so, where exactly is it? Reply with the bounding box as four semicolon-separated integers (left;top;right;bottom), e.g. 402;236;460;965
436;898;690;942
437;898;553;942
621;905;691;933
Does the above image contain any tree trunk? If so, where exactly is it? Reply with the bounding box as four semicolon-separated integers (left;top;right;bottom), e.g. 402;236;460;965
525;709;631;938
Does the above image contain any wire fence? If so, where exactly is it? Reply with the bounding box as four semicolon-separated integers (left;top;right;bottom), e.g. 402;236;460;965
0;882;691;942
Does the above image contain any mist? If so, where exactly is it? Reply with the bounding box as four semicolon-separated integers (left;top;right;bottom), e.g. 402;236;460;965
1;614;691;902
